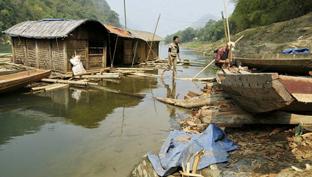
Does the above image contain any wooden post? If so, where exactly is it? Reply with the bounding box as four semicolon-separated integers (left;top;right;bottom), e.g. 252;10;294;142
63;40;68;73
102;45;107;68
111;36;119;68
146;14;161;62
35;40;39;68
85;41;89;70
23;39;27;65
131;40;138;67
11;38;16;63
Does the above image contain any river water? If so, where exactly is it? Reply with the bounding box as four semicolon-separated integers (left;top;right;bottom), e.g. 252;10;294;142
0;46;215;177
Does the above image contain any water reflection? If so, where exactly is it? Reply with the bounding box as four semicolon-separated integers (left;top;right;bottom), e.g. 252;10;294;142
0;46;214;177
161;72;177;119
0;77;158;146
35;77;157;128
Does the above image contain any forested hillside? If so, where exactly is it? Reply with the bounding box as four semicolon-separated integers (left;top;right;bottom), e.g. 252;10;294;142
165;0;312;43
0;0;120;40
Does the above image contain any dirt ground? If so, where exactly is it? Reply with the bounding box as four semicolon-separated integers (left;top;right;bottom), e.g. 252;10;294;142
131;125;312;177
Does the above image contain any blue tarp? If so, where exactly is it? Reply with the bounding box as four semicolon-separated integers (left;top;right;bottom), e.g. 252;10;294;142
147;124;237;176
282;48;310;54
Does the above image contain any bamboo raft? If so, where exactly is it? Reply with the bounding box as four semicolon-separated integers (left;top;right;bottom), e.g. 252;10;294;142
219;69;312;113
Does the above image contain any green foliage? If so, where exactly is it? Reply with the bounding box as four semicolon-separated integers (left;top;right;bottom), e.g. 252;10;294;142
0;0;120;39
164;27;197;43
231;0;312;32
166;0;312;44
164;20;225;44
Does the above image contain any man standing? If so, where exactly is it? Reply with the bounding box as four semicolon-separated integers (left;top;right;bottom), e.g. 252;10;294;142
168;36;181;76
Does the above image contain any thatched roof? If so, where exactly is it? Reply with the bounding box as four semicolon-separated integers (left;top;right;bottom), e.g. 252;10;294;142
129;30;162;42
4;19;105;39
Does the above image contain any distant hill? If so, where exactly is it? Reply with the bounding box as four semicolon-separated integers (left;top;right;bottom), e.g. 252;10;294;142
0;0;120;41
191;13;217;29
186;13;312;56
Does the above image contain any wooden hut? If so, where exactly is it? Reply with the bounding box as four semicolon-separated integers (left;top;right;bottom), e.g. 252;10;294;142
4;19;109;73
130;30;162;63
104;25;162;66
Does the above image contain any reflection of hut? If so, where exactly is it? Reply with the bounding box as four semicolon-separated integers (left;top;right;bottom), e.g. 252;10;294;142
105;25;162;66
4;19;109;73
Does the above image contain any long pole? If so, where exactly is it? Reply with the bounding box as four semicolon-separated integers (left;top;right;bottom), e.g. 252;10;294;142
146;14;161;62
192;59;215;79
221;11;228;42
123;0;127;30
131;40;138;67
223;0;230;42
111;36;119;68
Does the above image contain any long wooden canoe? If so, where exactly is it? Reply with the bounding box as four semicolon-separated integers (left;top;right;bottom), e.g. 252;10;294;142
0;69;51;93
234;57;312;74
219;69;312;113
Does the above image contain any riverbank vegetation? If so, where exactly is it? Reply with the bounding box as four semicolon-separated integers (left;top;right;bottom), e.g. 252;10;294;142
183;12;312;56
165;0;312;44
0;0;120;43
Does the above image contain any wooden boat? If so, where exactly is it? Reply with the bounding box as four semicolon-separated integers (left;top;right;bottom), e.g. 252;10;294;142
0;68;51;93
218;69;312;113
234;56;312;74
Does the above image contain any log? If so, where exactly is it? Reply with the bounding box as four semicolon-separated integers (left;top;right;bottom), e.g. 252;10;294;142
176;77;216;82
32;83;68;91
90;85;146;99
128;72;160;78
115;67;156;71
201;108;312;127
41;78;98;86
155;94;230;109
75;73;120;79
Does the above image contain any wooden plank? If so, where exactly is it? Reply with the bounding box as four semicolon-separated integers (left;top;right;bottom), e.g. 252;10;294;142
155;94;230;109
74;73;120;79
41;78;98;86
176;77;216;82
32;83;68;91
292;93;312;103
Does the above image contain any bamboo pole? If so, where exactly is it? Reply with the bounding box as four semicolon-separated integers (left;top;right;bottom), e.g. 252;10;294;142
131;40;138;67
223;0;231;42
123;0;127;30
221;11;229;42
146;14;161;62
111;36;119;68
192;59;215;80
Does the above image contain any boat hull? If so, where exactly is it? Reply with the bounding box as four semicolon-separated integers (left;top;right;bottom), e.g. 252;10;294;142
220;70;312;113
0;69;51;93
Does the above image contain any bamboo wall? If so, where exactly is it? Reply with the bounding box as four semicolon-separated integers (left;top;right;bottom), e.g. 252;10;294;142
12;37;67;73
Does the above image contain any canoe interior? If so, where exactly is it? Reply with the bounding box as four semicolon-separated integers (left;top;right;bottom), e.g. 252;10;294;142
234;57;312;74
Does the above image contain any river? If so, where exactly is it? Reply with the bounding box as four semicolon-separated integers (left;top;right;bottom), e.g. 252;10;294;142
0;45;215;177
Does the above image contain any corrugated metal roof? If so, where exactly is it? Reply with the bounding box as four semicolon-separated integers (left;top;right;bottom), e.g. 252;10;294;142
129;30;162;42
3;19;103;39
104;24;132;38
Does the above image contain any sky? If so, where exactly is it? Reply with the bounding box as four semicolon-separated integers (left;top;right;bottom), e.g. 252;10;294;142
106;0;235;37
